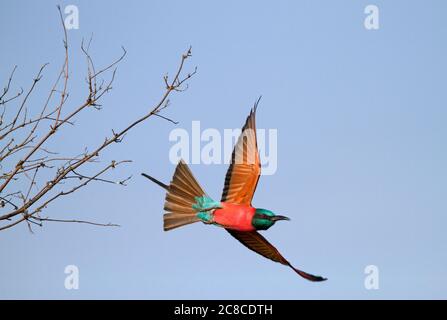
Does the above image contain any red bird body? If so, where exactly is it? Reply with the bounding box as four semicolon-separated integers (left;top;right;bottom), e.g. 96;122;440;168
143;101;326;282
213;202;256;231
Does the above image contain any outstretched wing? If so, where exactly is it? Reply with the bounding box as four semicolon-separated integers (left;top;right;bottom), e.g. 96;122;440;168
221;102;261;205
227;230;327;282
222;101;326;281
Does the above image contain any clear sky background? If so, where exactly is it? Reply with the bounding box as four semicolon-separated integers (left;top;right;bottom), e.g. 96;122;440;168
1;0;446;299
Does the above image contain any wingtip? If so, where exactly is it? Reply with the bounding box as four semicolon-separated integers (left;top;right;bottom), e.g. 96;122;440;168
313;276;328;282
253;95;262;113
293;267;327;282
300;272;328;282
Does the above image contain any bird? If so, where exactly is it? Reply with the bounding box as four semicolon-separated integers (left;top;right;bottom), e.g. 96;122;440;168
142;99;326;282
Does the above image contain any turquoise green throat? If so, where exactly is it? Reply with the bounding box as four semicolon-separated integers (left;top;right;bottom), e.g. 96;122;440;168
252;208;275;230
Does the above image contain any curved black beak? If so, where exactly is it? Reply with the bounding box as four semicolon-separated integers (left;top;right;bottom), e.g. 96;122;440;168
271;215;290;222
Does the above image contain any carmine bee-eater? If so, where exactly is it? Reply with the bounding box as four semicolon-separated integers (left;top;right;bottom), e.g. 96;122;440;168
142;100;326;282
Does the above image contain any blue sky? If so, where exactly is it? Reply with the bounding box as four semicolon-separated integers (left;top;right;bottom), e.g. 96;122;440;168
0;0;446;299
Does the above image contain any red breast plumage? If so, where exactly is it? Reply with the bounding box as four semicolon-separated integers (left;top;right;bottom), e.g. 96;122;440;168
212;203;256;232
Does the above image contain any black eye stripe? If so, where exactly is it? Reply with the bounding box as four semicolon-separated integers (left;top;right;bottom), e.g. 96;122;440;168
254;213;271;220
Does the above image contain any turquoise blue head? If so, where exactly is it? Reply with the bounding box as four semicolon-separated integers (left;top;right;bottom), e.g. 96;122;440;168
252;208;290;230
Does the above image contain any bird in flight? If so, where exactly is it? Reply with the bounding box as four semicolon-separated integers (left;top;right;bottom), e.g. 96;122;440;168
142;100;326;282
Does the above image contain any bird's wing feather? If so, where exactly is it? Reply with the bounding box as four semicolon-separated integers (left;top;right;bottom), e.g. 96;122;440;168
226;229;327;282
221;102;261;205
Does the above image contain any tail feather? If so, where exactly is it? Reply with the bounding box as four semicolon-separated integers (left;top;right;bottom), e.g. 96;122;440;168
163;213;201;231
141;173;169;190
143;159;208;231
164;160;208;231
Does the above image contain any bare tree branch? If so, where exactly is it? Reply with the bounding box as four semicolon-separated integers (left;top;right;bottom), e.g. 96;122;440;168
0;7;196;232
29;217;120;227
